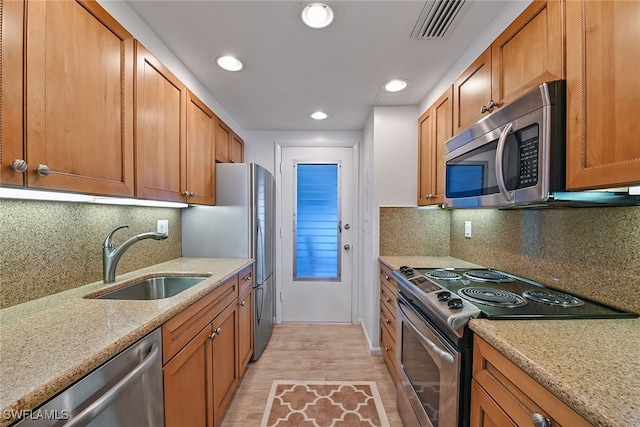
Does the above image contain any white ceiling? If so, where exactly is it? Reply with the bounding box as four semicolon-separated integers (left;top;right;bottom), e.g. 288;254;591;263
126;1;525;131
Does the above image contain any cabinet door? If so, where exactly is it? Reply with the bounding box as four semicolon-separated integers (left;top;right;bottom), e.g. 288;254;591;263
24;0;134;196
215;120;231;163
453;47;493;133
566;0;640;189
431;87;453;205
491;0;564;106
238;289;254;374
211;301;239;426
1;0;25;186
164;326;214;427
417;108;434;206
135;41;186;202
186;90;216;205
230;133;244;163
470;380;516;427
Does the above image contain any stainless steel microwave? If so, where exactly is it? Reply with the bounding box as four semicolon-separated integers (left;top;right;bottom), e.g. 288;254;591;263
443;81;566;208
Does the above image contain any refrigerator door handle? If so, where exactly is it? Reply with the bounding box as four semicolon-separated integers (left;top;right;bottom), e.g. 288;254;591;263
255;284;264;325
257;220;266;285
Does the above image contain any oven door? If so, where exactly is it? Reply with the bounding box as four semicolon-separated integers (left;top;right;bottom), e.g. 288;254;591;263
396;293;461;427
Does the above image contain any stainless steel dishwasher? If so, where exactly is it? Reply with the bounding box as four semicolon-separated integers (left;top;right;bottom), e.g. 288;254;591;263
13;328;163;426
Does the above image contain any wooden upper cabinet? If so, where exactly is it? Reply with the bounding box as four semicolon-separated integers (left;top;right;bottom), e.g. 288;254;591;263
418;87;452;206
135;41;186;202
491;0;564;106
215;120;232;163
453;47;493;133
565;0;640;189
23;0;135;196
186;91;216;205
230;133;244;164
1;0;25;187
418;108;434;206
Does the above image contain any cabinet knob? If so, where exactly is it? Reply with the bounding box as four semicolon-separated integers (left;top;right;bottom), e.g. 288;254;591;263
480;105;488;114
386;297;391;303
35;164;51;176
11;159;28;173
487;99;497;109
385;318;391;324
240;300;246;307
384;275;390;281
209;327;223;340
384;346;390;352
183;191;195;197
245;275;252;281
531;413;552;427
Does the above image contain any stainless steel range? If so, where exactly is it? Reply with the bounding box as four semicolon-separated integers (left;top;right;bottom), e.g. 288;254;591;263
393;266;638;427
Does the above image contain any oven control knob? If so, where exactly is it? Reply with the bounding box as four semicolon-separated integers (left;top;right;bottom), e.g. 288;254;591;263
447;298;464;310
436;291;451;301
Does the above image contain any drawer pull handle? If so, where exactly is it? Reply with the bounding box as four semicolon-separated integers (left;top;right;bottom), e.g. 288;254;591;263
11;159;28;173
531;413;552;427
35;164;51;176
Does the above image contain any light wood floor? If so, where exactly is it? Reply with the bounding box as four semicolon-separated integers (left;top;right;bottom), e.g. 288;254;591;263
220;324;403;426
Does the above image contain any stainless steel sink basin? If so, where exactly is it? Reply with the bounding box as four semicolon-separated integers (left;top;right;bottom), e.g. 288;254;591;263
95;276;206;300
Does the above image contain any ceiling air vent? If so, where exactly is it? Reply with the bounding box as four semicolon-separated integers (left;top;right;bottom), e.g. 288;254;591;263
411;0;470;39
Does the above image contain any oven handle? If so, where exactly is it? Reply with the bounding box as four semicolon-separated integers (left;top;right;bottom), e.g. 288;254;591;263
495;121;514;202
397;298;455;364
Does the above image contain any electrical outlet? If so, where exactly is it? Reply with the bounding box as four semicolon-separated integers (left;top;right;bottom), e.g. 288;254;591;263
157;220;169;236
464;221;472;238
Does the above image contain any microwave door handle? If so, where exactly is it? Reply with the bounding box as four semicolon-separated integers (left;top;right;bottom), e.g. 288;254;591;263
495;122;514;202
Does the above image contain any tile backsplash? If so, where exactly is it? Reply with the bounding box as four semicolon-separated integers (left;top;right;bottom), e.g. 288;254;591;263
0;200;182;308
379;205;640;314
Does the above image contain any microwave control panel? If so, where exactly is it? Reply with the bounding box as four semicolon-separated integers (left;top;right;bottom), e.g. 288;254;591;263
518;126;539;188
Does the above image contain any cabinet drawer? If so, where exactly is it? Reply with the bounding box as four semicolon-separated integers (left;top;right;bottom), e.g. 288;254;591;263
162;275;238;363
379;263;398;293
380;296;396;339
473;337;591;427
238;264;254;296
380;320;396;383
380;279;396;314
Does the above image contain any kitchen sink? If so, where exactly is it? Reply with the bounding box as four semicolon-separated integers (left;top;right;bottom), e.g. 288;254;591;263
95;276;206;300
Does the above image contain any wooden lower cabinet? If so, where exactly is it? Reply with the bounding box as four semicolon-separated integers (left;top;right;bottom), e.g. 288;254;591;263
163;264;253;427
211;301;239;427
379;261;398;382
164;326;213;427
471;336;592;427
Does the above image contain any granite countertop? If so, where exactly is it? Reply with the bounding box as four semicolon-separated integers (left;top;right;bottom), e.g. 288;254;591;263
470;318;640;427
0;257;252;426
379;255;483;270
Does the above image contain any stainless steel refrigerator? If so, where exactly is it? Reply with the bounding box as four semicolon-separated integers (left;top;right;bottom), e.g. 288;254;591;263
181;163;275;361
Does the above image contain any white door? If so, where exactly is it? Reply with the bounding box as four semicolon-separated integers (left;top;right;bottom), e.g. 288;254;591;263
280;147;355;322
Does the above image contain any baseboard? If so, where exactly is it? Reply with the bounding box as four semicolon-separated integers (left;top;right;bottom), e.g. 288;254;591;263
359;319;383;355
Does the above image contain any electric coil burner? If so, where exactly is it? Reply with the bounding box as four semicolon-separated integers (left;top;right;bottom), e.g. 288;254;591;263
425;269;462;280
463;270;515;283
458;287;526;308
523;289;584;307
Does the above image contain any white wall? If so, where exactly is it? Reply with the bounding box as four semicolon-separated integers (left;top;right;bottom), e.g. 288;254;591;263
97;0;243;135
360;106;418;350
242;130;362;176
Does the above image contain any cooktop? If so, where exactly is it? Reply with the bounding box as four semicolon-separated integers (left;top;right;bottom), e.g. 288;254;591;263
396;267;638;320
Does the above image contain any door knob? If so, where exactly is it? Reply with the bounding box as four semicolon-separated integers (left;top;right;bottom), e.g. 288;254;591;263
344;223;350;230
344;244;350;250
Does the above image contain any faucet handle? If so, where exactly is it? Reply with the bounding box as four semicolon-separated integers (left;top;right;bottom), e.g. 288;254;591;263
104;225;129;249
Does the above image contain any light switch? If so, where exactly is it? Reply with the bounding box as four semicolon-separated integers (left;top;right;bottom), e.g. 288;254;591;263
464;221;472;238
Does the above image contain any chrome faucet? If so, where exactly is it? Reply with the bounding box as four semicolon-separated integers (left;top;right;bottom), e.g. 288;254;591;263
103;225;168;283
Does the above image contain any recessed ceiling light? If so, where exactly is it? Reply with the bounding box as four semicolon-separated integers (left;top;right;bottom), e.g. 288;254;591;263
384;79;408;92
310;111;328;120
217;55;243;72
302;3;334;29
